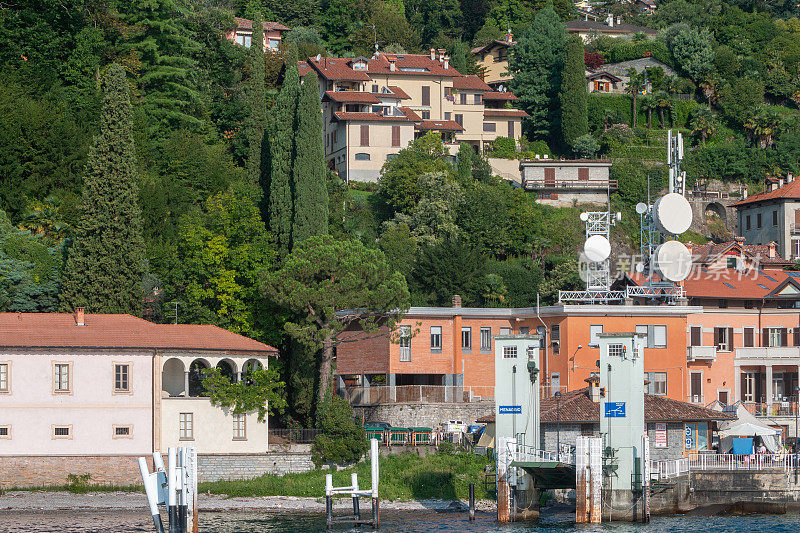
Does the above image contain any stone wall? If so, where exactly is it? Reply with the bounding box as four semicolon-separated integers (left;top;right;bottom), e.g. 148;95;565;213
198;452;315;482
353;402;494;428
0;455;151;488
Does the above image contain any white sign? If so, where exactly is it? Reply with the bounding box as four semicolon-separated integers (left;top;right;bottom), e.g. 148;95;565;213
655;423;668;448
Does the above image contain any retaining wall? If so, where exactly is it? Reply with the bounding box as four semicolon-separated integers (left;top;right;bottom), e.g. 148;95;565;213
198;452;315;482
353;402;494;428
0;455;151;488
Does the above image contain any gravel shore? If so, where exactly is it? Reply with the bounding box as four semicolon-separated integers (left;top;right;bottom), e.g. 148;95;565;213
0;491;496;513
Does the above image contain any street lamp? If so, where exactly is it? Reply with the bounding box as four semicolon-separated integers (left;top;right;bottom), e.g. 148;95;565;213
555;391;562;460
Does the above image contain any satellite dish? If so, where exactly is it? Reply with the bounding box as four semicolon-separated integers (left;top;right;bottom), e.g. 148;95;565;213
578;252;590;283
635;203;648;215
635;262;645;273
316;54;322;61
584;234;611;263
653;240;692;282
579;212;589;222
653;193;692;235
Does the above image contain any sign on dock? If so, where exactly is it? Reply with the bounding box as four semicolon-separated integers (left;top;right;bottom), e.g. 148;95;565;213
604;402;626;418
499;405;522;414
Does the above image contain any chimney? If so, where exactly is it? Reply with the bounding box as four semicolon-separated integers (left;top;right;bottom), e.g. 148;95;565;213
389;60;396;72
452;294;462;308
788;173;794;183
430;48;436;61
768;241;776;259
586;374;600;403
685;241;693;258
75;307;85;326
443;55;449;69
780;177;786;188
743;188;748;199
506;31;513;42
606;14;614;27
437;49;446;63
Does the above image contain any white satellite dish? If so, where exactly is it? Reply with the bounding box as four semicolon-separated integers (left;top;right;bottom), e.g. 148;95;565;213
653;193;692;235
653;240;692;282
635;262;645;273
579;212;589;222
635;202;648;215
583;234;611;263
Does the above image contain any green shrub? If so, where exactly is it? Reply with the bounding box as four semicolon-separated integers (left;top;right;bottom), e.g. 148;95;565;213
518;139;552;158
437;441;456;455
311;396;368;467
487;136;517;158
66;473;92;494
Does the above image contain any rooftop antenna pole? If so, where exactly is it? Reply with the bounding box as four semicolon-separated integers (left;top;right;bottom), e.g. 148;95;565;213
167;301;183;325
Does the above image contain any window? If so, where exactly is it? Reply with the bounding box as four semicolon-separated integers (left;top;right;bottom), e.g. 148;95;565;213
459;93;467;105
430;326;442;352
645;372;667;395
53;425;72;439
332;129;338;144
503;345;517;358
757;213;762;228
765;327;787;347
746;215;751;230
421;86;430;106
690;326;702;346
499;327;512;335
53;363;71;393
727;257;737;269
589;325;603;346
421;110;430;119
714;327;733;351
360;124;369;146
690;372;703;403
483;122;496;132
444;112;451;120
718;390;729;404
508;120;515;138
114;364;130;393
0;363;8;392
480;327;492;352
355;153;370;161
454;114;463;126
398;325;411;361
268;38;280;49
392;125;401;147
372;84;379;93
179;413;194;440
0;426;9;439
474;94;482;105
461;327;472;352
233;414;247;440
608;343;624;357
578;168;589;181
652;325;667;348
551;325;560;354
519;326;529;335
773;210;778;226
386;154;398;161
113;425;132;438
744;327;754;347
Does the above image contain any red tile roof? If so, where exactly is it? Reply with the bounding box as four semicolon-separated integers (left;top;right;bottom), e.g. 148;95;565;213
306;57;371;81
0;313;277;354
483;91;518;101
415;119;465;131
538;388;734;423
471;39;516;55
233;17;290;32
626;269;800;300
384;86;411;99
484;108;529;118
691;240;791;266
731;179;800;206
367;53;462;77
398;107;421;121
298;61;311;77
323;91;380;104
452;75;491;91
333;111;411;122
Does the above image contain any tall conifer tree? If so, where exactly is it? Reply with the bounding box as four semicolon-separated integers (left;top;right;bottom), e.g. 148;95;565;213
269;47;300;256
291;70;329;245
559;34;588;147
60;63;146;314
246;10;267;184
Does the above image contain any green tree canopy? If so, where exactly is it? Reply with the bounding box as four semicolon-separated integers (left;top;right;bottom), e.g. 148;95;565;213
559;34;588;146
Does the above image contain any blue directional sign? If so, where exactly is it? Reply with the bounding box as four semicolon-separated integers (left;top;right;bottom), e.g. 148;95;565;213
604;402;626;418
499;405;522;414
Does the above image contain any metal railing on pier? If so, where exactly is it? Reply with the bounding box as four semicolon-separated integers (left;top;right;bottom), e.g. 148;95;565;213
688;453;797;472
650;458;689;481
514;443;575;464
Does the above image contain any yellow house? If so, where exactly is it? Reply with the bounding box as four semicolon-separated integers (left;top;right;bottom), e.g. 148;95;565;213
471;32;515;89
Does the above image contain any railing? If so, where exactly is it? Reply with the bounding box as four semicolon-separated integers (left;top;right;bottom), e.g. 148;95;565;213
515;443;575;465
268;428;322;444
523;179;618;190
540;384;569;399
688;453;797;471
791;223;800;235
339;385;495;406
743;401;799;417
687;345;717;362
734;347;800;361
650;458;689;481
686;395;705;405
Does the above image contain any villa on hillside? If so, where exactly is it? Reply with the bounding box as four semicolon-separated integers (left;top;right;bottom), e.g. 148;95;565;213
225;17;290;51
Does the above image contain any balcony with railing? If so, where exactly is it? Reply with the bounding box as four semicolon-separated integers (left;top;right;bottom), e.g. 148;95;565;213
523;178;618;191
686;394;705;405
735;346;800;363
743;401;799;417
687;345;717;362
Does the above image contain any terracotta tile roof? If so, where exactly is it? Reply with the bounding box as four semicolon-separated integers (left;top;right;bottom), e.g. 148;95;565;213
587;71;622;82
398;106;421;121
323;91;380;103
367;53;461;77
626;269;800;300
415;120;465;131
483;91;518;101
691;240;791;266
0;313;277;354
233;17;290;32
538;388;734;423
731;179;800;206
471;39;516;55
452;75;492;91
484;108;529;118
566;19;657;35
298;61;311;77
333;111;411;122
306;57;371;81
520;158;612;164
383;86;411;99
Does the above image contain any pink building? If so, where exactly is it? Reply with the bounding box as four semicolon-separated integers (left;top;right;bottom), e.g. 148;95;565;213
225;17;290;52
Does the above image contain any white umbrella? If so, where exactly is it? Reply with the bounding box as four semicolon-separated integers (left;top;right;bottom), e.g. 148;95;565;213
719;421;782;452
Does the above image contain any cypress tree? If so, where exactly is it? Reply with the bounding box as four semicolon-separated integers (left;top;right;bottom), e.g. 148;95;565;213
268;50;300;256
456;143;473;185
291;70;329;245
246;10;267;185
60;63;146;315
559;34;588;147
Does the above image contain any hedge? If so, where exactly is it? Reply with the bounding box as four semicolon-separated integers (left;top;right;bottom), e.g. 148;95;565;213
588;94;698;132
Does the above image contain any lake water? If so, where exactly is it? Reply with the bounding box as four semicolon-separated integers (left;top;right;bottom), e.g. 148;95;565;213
1;509;800;532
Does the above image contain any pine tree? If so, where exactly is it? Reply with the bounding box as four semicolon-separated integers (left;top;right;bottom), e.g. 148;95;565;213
246;10;267;185
60;63;146;315
268;50;300;256
291;70;329;245
508;6;566;140
559;34;588;147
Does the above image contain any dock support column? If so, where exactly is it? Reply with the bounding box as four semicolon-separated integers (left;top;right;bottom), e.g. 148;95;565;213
469;482;475;520
351;472;361;522
325;474;333;529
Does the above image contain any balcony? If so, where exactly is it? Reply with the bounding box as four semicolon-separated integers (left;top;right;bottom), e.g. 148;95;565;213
734;346;800;363
686;394;705;405
687;345;717;362
791;223;800;235
523;179;618;191
743;401;799;417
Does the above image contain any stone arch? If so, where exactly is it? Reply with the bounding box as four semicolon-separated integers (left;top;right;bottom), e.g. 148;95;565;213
705;202;727;225
162;358;185;397
216;358;237;382
241;359;263;385
188;358;211;397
